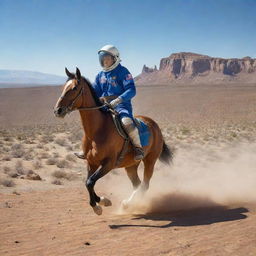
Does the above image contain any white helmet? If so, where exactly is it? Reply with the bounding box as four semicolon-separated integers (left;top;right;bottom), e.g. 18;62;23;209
98;44;121;72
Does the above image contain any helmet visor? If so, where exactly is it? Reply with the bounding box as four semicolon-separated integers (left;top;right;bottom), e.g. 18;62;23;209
98;51;115;67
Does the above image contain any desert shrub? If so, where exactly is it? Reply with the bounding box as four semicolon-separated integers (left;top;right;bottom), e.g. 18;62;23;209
11;143;25;158
53;152;59;158
65;154;76;162
55;138;67;146
0;178;15;187
52;170;66;179
2;146;10;152
67;129;83;144
24;139;35;144
40;134;54;143
56;159;70;168
43;146;50;151
74;143;81;149
39;152;50;159
52;170;76;181
36;144;44;149
65;145;73;151
15;160;27;175
46;157;57;165
2;155;11;161
3;165;18;178
32;160;42;169
3;166;20;178
3;166;11;174
23;149;34;161
180;126;191;135
52;179;62;185
3;136;14;142
26;170;42;180
8;171;19;178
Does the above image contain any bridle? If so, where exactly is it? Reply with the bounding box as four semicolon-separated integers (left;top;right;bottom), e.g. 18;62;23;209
58;79;109;114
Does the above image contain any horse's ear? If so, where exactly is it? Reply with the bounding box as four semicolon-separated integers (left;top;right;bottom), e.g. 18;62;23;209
65;67;75;78
76;67;81;81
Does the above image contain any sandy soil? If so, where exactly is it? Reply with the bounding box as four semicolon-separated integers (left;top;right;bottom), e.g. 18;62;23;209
1;83;256;255
1;186;256;256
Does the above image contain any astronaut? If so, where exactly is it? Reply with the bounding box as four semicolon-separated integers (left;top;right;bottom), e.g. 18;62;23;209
75;44;144;161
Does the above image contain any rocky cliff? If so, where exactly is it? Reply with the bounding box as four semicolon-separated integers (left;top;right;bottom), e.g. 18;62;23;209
135;52;256;85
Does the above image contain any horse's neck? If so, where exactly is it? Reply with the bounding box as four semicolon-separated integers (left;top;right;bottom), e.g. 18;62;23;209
78;85;106;140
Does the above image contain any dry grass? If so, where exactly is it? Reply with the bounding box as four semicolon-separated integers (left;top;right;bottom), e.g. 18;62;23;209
52;170;77;181
67;128;83;144
15;160;27;175
55;138;67;146
3;166;19;178
2;155;11;161
51;179;62;185
65;145;73;151
40;134;54;143
36;144;44;149
39;152;50;159
0;178;15;187
11;143;26;158
65;154;76;162
53;152;59;158
56;159;70;169
26;170;42;180
3;166;11;173
23;148;34;161
46;157;58;165
32;160;42;170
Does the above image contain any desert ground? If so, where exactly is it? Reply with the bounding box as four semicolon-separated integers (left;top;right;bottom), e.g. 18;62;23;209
1;83;256;255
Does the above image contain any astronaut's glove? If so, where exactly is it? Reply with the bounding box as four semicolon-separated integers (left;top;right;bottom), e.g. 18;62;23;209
109;97;123;108
99;96;107;104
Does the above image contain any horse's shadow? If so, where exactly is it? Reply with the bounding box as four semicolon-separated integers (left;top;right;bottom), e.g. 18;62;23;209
109;193;249;229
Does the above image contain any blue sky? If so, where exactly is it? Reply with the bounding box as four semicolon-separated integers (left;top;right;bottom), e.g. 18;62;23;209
0;0;255;81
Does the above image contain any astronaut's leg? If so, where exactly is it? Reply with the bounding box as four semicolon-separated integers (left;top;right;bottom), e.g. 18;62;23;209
120;116;144;161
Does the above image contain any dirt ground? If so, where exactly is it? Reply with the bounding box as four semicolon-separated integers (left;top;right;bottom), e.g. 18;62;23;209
1;186;256;256
1;83;256;255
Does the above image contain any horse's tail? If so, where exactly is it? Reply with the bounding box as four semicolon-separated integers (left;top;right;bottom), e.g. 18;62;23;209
159;140;173;165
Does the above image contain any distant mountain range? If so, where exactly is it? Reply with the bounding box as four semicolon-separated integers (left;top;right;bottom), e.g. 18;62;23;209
0;69;66;88
135;52;256;85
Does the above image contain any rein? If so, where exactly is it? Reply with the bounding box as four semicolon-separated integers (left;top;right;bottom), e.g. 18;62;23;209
60;80;114;114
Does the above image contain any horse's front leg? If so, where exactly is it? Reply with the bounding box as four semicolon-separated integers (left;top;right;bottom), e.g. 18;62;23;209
86;162;112;215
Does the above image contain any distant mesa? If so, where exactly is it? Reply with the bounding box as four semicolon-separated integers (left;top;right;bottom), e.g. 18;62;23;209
135;52;256;85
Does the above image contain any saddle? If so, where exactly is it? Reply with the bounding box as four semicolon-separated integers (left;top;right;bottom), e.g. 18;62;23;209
110;111;144;167
102;95;143;167
101;95;142;139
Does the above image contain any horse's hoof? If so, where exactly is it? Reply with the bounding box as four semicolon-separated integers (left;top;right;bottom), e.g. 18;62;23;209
92;205;102;215
99;197;112;207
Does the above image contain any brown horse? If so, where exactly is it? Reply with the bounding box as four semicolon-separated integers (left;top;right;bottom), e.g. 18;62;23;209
54;67;173;215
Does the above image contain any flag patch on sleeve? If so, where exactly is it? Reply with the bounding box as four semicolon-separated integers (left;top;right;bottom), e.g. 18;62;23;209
125;73;133;80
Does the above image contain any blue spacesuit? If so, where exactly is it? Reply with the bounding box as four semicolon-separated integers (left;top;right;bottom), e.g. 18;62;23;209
92;63;136;120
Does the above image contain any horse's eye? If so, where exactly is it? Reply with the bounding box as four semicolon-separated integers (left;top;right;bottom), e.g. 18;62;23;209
72;86;77;91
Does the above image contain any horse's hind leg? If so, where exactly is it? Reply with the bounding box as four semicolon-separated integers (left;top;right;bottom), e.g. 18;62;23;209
125;163;141;190
121;163;141;208
141;152;158;192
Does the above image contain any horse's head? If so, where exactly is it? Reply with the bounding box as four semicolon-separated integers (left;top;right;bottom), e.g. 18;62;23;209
54;67;84;118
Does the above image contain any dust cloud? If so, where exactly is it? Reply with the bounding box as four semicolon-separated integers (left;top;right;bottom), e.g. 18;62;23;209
102;141;256;215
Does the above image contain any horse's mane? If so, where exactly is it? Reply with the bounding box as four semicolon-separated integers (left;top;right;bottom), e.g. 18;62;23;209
66;75;105;113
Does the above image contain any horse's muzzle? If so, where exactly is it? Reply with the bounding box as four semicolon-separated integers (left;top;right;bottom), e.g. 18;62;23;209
54;107;67;118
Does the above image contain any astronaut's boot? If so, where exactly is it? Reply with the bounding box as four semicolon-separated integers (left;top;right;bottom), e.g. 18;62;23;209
121;117;144;161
